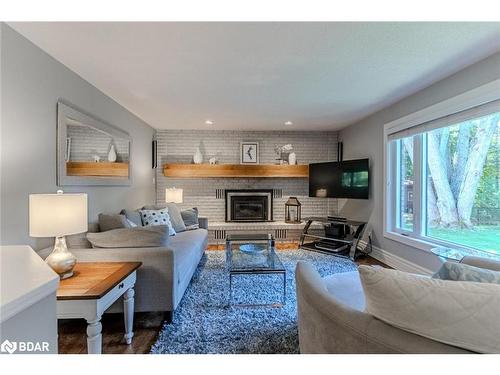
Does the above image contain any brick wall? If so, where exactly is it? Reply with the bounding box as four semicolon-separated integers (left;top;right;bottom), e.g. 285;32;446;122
155;130;339;223
67;124;129;162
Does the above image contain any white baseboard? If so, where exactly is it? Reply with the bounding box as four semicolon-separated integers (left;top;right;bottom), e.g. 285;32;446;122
359;240;433;275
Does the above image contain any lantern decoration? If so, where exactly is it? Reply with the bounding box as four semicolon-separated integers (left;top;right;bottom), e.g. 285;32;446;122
285;197;302;224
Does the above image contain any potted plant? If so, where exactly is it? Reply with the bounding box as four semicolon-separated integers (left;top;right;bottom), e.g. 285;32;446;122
274;144;294;165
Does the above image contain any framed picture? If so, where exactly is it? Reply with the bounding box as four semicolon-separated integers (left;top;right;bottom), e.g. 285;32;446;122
240;141;259;164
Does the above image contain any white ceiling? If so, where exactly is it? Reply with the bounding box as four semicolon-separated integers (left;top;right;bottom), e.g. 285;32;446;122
9;22;500;131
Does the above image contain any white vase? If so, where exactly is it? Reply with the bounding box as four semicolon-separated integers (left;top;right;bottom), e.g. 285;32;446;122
108;144;117;162
193;147;203;164
288;152;297;165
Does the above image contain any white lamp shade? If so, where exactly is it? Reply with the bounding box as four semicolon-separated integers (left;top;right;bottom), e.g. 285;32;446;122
165;188;183;204
29;193;88;237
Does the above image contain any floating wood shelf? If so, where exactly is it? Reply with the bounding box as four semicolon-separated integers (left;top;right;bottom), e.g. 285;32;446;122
163;163;309;178
66;162;129;177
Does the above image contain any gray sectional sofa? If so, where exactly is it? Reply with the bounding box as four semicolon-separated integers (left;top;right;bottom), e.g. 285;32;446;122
38;218;208;322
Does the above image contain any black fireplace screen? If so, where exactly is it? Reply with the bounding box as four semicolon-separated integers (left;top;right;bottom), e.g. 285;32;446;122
225;190;273;222
232;196;268;221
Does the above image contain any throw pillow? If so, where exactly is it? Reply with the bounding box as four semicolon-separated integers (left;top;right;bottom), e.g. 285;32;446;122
142;203;186;233
87;226;171;248
433;261;500;285
120;209;143;227
98;213;131;232
358;265;500;353
140;208;176;236
126;219;138;228
181;207;199;229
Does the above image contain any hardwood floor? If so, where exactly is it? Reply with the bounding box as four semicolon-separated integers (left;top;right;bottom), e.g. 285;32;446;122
355;254;390;268
58;311;164;354
57;247;387;354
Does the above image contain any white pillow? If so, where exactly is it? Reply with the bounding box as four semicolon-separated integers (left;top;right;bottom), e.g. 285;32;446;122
358;265;500;353
139;209;176;236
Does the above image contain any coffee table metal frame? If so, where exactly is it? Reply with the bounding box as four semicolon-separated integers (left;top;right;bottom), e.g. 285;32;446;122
225;233;286;307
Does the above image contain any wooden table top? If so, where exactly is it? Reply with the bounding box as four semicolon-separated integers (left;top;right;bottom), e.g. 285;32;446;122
57;262;142;301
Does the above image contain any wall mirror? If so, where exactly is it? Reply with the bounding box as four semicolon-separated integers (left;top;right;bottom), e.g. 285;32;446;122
57;101;132;186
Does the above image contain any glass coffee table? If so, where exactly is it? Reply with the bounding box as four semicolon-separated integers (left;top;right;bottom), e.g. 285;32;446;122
225;233;286;307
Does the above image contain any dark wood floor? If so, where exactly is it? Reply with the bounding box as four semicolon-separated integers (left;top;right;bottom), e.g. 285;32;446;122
58;311;164;354
57;252;387;354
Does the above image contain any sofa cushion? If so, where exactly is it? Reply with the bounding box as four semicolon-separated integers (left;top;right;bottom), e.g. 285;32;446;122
87;226;171;248
120;209;143;227
358;265;500;353
323;271;366;311
126;219;138;227
143;203;186;233
461;256;500;272
433;261;500;284
166;204;186;232
98;213;131;232
181;207;199;229
140;209;176;236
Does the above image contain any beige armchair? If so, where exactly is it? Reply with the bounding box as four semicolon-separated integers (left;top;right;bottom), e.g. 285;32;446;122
295;256;500;353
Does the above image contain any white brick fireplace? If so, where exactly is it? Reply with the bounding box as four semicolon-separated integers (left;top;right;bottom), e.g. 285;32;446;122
155;130;338;244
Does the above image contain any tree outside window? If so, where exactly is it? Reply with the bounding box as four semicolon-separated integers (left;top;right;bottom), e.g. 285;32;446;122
394;112;500;254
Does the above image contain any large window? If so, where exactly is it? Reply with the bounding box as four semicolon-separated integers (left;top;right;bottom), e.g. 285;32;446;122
386;100;500;256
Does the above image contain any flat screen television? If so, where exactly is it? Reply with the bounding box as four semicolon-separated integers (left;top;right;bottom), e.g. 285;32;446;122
309;159;369;199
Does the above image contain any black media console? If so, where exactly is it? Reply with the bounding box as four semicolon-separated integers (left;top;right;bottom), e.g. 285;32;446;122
299;217;371;260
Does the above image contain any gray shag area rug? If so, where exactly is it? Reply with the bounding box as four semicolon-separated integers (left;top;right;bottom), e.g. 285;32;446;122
150;249;357;354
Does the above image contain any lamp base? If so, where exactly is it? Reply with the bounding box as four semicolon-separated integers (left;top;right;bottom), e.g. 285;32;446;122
59;270;74;280
45;236;77;279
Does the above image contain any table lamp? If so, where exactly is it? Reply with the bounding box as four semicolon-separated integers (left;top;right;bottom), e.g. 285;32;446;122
29;190;88;279
165;187;183;204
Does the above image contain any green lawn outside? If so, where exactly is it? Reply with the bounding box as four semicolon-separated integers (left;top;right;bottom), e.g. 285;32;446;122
427;225;500;254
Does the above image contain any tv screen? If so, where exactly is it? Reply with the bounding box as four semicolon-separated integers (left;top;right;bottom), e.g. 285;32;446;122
309;159;369;199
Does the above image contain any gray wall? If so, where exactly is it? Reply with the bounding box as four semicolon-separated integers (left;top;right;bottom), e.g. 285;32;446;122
339;51;500;272
156;130;339;222
0;24;155;250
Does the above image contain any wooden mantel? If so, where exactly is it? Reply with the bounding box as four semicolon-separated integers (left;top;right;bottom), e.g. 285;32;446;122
67;162;129;177
163;163;309;178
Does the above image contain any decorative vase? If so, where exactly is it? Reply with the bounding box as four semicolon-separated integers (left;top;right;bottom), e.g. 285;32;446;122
45;236;77;279
288;152;297;165
108;144;117;162
193;147;203;164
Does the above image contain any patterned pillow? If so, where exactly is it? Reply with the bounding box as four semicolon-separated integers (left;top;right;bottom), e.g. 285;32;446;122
139;209;176;236
433;261;500;284
143;204;186;233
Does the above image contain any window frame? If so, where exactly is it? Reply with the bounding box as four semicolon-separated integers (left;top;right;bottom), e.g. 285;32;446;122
383;79;500;254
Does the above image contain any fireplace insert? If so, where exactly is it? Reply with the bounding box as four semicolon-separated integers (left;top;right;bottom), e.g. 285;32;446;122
225;189;273;222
